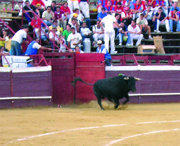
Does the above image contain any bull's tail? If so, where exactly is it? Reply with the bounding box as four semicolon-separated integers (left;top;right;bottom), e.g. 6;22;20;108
72;77;94;86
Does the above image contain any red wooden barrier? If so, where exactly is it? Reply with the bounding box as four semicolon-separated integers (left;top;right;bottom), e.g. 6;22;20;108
44;53;75;105
75;53;105;103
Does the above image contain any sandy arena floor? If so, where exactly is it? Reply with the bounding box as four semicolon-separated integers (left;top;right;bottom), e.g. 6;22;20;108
1;101;180;146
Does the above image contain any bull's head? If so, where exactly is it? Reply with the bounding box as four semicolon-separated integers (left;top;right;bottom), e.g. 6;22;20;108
124;76;141;92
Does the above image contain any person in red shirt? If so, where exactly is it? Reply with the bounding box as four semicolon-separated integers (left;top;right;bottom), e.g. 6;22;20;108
132;0;145;19
31;15;42;39
61;2;71;19
114;2;123;17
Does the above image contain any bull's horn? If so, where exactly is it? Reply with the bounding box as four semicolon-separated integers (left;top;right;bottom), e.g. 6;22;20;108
135;77;141;81
124;77;129;80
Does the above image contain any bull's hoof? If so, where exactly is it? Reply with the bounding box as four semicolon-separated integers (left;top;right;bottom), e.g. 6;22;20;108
101;108;105;110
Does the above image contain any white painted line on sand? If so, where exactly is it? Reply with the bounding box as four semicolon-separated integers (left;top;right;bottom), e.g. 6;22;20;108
136;120;180;125
5;120;180;145
105;128;180;146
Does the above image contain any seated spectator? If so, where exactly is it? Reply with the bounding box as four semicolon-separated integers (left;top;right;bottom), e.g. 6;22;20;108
136;13;152;39
73;8;84;26
69;17;80;33
143;4;154;26
153;7;170;32
96;40;111;66
169;8;180;32
105;0;115;13
42;6;54;26
114;13;121;35
49;20;62;36
51;1;57;12
40;25;48;45
118;22;130;46
131;0;145;20
67;27;82;51
97;8;107;21
148;0;157;8
23;0;40;24
121;7;133;27
25;38;51;55
62;24;72;44
127;20;143;46
54;6;64;28
169;2;180;12
31;15;42;39
0;29;7;52
114;2;124;15
49;25;60;50
92;20;104;46
80;21;92;50
59;35;67;53
68;13;80;27
61;2;71;20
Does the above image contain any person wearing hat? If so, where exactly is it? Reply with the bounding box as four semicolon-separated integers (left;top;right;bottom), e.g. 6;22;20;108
96;40;112;66
136;13;153;39
26;58;34;67
10;25;29;56
25;37;51;55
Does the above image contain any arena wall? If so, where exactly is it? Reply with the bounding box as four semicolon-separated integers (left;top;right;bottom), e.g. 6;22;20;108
0;66;52;108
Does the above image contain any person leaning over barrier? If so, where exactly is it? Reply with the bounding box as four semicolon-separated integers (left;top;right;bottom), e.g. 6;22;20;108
96;40;111;66
10;25;29;56
25;37;51;55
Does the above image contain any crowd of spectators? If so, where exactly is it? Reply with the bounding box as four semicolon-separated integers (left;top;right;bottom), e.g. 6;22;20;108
1;0;180;56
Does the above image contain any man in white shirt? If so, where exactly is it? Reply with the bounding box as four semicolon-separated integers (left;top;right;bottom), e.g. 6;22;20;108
92;20;104;46
127;20;143;46
67;27;82;51
136;13;152;39
101;12;119;54
10;25;29;55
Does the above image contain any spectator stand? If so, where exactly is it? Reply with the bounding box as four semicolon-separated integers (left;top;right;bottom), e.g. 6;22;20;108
22;6;69;52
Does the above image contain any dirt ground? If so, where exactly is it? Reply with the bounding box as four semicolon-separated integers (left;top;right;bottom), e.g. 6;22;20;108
1;101;180;146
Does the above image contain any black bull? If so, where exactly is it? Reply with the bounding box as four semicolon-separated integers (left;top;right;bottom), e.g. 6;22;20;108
72;75;141;110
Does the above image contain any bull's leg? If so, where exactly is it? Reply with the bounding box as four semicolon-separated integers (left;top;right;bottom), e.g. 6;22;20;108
114;98;120;109
123;95;129;105
97;97;104;110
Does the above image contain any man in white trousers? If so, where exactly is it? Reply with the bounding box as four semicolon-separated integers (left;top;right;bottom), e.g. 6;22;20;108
67;0;79;14
101;12;119;54
127;20;143;46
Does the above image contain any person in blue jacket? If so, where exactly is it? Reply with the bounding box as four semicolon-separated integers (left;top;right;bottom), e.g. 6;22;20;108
25;38;51;55
96;40;112;66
